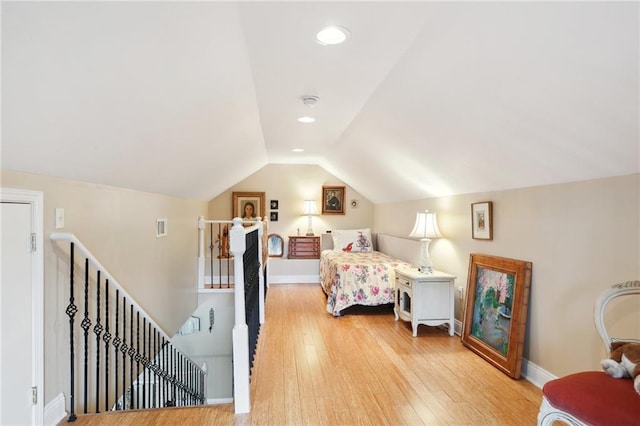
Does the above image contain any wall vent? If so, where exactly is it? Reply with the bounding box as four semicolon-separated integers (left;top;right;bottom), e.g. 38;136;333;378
156;218;168;237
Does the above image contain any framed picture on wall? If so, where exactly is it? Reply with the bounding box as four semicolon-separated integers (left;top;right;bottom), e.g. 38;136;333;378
232;192;265;222
472;201;493;240
461;253;532;378
322;186;345;215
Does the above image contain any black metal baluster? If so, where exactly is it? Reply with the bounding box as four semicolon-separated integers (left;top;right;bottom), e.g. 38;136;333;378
93;271;103;412
152;329;157;408
103;279;110;411
129;304;134;409
121;297;127;409
210;223;215;288
81;258;91;414
158;337;168;406
142;317;147;409
135;311;140;410
147;323;156;408
113;290;120;410
179;350;183;406
66;242;78;422
170;344;174;406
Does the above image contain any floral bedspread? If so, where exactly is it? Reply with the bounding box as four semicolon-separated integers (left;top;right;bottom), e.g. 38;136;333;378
320;249;413;316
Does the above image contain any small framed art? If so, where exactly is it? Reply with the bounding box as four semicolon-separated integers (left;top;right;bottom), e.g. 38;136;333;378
472;201;493;240
322;186;345;215
270;200;279;210
270;212;278;222
461;253;532;378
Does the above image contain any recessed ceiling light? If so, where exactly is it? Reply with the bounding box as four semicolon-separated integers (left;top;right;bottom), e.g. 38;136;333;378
292;148;305;153
316;26;351;45
297;116;316;123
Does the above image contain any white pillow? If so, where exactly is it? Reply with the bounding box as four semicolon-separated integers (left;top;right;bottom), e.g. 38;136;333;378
332;228;373;253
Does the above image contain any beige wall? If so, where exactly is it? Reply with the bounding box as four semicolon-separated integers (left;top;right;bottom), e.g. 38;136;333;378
208;164;374;257
375;173;640;377
1;169;208;403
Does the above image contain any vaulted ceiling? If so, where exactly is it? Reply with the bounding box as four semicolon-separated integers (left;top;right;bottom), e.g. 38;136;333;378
2;2;638;203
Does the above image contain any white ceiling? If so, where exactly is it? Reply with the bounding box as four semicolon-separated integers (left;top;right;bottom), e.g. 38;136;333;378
2;2;638;203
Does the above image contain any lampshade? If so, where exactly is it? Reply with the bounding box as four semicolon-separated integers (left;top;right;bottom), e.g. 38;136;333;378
302;200;318;236
409;211;442;239
409;210;442;274
302;200;318;216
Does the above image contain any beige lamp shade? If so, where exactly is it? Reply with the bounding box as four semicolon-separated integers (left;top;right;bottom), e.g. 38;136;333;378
303;200;318;236
409;210;442;274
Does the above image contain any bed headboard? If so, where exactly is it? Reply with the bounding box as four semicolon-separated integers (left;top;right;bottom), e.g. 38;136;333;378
320;232;378;251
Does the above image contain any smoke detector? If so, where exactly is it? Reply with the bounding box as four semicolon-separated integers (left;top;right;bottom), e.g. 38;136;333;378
302;95;319;108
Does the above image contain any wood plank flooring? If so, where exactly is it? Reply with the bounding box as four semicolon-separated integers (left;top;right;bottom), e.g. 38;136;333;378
68;284;542;425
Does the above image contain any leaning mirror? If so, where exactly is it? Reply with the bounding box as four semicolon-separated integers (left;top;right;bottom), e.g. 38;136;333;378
267;234;284;257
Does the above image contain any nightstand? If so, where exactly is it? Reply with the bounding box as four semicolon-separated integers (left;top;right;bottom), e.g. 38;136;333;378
288;236;320;259
394;267;456;337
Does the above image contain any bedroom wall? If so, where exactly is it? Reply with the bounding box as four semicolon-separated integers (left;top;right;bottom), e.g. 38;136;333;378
1;169;208;404
374;173;640;379
207;164;374;257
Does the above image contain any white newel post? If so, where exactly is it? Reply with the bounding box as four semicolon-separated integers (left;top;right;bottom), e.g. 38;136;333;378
197;216;205;288
230;218;250;413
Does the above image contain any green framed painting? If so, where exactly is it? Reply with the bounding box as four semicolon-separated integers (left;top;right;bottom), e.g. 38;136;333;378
462;253;532;378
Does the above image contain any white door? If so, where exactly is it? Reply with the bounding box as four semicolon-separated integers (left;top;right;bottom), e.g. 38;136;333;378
0;190;44;425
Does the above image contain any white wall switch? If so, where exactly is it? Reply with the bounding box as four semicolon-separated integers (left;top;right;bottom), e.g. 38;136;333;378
55;208;64;229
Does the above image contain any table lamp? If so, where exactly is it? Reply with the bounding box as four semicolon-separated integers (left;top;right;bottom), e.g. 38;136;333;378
409;210;442;274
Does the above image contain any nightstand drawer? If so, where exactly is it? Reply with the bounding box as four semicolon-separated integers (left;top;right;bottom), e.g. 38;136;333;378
288;236;320;259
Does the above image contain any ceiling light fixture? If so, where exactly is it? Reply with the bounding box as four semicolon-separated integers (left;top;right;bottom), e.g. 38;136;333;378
316;26;351;45
292;148;305;152
297;116;315;123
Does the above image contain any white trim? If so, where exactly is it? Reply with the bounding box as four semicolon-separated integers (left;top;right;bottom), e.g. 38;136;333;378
44;393;67;426
206;397;233;405
268;274;320;284
0;188;45;425
521;358;556;389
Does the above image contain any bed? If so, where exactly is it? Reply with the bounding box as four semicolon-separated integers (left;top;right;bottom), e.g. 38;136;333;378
319;229;413;316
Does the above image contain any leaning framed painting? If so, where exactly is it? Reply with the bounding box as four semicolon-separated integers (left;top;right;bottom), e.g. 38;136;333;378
232;192;265;222
321;185;345;215
461;253;532;379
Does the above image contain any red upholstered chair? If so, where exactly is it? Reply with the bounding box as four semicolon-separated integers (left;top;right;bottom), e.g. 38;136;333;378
537;280;640;426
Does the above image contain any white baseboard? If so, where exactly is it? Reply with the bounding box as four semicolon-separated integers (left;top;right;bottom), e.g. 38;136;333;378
44;393;67;426
521;358;556;389
268;275;319;284
454;319;553;390
207;397;233;405
454;319;462;336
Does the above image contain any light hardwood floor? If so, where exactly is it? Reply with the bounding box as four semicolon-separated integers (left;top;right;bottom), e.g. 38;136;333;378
68;283;543;425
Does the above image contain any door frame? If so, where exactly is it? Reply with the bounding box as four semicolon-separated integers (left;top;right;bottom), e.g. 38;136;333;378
0;188;44;424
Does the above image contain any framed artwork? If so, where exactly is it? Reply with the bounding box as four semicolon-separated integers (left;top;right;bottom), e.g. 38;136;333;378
270;212;278;222
322;185;345;215
462;253;532;379
267;234;284;257
270;200;279;210
472;201;493;240
232;192;265;221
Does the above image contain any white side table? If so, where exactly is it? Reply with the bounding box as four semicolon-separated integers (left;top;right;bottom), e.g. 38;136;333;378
394;268;456;337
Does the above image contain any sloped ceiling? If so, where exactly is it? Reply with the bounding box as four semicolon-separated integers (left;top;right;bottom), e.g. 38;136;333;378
2;2;638;203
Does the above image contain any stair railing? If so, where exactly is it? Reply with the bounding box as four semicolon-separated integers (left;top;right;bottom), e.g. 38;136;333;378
197;217;266;413
51;233;207;421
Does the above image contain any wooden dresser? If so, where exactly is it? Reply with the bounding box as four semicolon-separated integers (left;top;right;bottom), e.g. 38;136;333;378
288;236;320;259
